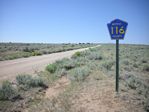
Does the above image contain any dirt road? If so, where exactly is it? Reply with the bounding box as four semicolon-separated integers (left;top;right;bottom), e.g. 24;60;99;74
0;46;99;81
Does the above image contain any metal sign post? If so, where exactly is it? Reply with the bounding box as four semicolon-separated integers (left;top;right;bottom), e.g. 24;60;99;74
116;39;119;92
107;19;128;93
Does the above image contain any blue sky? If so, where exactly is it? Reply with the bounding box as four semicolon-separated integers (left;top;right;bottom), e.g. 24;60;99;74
0;0;149;44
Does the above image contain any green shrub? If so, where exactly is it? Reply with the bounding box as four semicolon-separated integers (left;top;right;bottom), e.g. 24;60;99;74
42;50;48;54
0;81;18;100
63;60;75;70
74;57;89;66
133;63;138;68
89;48;97;52
127;77;137;89
23;47;33;52
71;51;81;59
125;74;148;95
142;64;149;72
141;58;147;63
72;50;90;59
55;68;67;78
121;59;129;65
16;74;47;88
81;50;91;57
101;60;114;70
16;74;32;85
46;64;57;73
87;52;103;60
87;62;98;70
29;77;46;88
32;51;42;56
69;66;90;81
55;58;76;70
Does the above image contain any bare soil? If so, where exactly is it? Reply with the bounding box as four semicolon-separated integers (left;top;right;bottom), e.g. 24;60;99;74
45;76;70;98
44;71;145;112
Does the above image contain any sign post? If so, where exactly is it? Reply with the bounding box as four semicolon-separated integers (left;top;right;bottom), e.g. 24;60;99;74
116;39;119;92
107;19;128;93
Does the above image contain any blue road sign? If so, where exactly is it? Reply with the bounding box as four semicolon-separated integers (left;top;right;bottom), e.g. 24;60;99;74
107;19;128;40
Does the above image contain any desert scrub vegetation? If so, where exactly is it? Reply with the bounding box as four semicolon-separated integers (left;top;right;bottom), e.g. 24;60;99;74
0;81;18;100
69;66;91;81
87;52;103;60
46;64;57;73
0;43;96;61
26;44;149;112
72;51;81;58
142;64;149;72
0;74;49;112
1;44;149;112
16;74;47;89
101;60;114;71
45;49;104;82
124;74;149;94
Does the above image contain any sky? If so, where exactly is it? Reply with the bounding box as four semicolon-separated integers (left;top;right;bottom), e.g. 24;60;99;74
0;0;149;44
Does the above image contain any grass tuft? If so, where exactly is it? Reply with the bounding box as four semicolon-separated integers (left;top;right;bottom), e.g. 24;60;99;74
0;81;18;100
16;74;47;89
46;64;57;73
69;66;90;81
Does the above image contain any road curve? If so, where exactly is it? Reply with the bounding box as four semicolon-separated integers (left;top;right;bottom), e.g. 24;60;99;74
0;46;100;81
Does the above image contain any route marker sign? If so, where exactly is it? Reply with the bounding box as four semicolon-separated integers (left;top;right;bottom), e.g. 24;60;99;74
107;19;128;40
107;19;128;93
